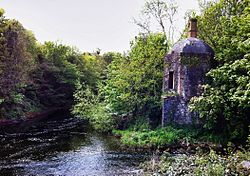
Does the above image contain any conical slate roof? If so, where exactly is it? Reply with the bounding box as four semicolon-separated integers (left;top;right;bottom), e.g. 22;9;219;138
170;37;214;55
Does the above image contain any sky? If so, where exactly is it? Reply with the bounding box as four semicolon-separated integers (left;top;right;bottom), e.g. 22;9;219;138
0;0;200;53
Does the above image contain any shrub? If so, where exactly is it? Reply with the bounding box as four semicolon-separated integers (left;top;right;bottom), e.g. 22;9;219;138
190;58;250;143
72;83;114;132
143;149;250;175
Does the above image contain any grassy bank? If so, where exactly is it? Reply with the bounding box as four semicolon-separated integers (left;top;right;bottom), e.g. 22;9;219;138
113;125;226;149
113;125;250;175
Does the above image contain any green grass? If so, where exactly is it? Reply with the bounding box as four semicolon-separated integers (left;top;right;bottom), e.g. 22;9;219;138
113;123;228;148
113;125;200;148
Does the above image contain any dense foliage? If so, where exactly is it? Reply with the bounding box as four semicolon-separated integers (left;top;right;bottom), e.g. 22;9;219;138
143;149;250;175
31;42;83;109
190;58;250;141
72;33;168;132
190;0;250;142
197;0;249;63
103;33;168;127
0;10;37;118
0;9;106;120
72;52;119;132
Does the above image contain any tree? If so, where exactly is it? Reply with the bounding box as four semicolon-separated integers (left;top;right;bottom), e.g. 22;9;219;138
103;33;168;126
79;52;109;91
72;52;120;132
40;42;82;86
30;42;85;109
134;0;178;44
190;56;250;142
0;16;36;118
197;0;250;64
190;0;250;142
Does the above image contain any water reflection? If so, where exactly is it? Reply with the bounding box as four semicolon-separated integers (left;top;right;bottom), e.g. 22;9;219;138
0;118;147;176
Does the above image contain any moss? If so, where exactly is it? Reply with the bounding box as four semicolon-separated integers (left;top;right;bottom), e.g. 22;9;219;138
161;91;178;98
180;56;201;66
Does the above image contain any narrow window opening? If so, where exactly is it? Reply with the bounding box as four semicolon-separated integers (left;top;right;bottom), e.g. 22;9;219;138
169;71;174;89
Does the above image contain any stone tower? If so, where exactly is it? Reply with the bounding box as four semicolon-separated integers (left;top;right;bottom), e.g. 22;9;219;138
162;18;214;125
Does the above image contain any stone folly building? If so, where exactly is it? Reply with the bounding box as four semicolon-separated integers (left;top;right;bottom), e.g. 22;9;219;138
162;18;214;125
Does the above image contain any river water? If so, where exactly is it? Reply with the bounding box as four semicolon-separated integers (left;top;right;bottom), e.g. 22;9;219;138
0;118;149;176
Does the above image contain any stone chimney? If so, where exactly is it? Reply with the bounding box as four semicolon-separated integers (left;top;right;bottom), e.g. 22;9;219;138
188;18;197;38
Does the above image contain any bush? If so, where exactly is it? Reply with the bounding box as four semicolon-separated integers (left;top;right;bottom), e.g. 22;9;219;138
86;103;114;132
142;149;250;175
190;58;250;143
72;83;114;132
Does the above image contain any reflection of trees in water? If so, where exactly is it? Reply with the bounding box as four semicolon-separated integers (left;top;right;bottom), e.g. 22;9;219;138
0;118;86;160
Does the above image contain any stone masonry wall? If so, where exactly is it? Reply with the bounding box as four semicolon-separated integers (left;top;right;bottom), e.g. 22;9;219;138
162;96;195;124
162;53;211;125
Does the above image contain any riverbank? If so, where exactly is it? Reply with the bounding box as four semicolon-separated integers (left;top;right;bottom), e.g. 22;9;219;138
113;125;250;175
0;107;71;133
113;125;226;151
142;149;250;175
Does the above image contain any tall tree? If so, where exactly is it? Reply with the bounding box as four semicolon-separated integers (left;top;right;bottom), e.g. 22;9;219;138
197;0;250;64
103;33;168;125
134;0;178;44
190;0;250;142
72;52;120;132
0;13;36;118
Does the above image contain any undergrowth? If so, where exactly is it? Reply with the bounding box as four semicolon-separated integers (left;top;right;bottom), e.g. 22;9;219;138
113;122;229;148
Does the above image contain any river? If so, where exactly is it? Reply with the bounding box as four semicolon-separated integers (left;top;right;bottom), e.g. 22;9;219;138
0;118;149;176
